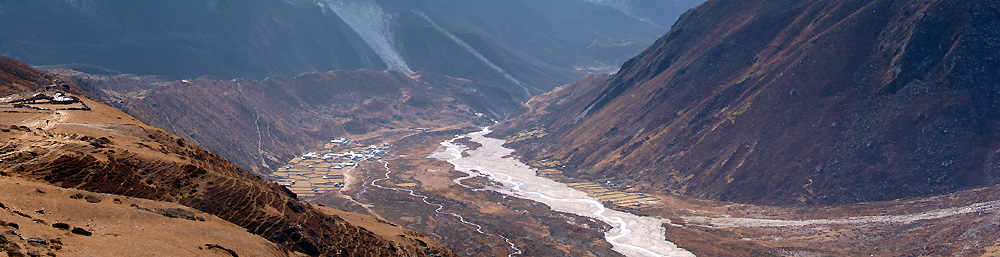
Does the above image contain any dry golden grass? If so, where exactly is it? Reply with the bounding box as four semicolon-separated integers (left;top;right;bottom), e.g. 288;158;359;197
0;176;287;257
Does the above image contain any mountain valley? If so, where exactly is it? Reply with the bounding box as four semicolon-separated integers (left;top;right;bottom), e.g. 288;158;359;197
3;0;1000;256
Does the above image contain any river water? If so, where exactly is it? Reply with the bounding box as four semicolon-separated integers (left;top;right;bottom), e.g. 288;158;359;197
430;128;694;257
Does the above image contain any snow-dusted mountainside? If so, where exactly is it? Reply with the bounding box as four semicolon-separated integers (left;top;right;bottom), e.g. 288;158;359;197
0;0;704;99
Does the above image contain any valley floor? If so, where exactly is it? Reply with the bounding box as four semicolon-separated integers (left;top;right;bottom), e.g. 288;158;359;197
278;125;620;256
273;125;1000;257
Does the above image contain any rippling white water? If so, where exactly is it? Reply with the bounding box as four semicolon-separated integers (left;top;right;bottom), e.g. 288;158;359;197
430;128;694;257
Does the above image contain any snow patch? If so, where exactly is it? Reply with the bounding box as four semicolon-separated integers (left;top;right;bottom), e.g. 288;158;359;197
317;0;413;73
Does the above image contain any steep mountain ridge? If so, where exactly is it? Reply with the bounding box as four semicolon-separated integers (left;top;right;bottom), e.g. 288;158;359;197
1;58;453;256
496;0;1000;205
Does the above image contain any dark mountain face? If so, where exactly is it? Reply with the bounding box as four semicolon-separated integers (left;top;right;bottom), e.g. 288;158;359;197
0;0;383;80
1;0;703;99
496;0;1000;205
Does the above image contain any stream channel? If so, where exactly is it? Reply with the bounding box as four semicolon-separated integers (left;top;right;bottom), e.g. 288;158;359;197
430;128;694;257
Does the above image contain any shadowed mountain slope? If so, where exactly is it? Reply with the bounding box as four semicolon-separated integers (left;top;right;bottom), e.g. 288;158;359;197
0;0;382;80
1;0;704;100
62;69;516;174
496;0;1000;205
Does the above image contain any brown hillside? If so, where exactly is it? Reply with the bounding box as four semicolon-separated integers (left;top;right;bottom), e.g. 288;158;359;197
1;58;453;256
0;176;288;256
496;0;1000;205
0;57;70;96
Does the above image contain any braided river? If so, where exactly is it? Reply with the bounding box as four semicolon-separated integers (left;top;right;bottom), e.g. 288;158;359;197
430;128;694;257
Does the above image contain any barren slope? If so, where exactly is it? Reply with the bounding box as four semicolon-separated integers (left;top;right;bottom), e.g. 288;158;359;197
0;176;288;257
496;0;1000;205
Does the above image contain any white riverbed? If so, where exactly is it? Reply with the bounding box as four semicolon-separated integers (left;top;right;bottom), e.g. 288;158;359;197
430;128;694;257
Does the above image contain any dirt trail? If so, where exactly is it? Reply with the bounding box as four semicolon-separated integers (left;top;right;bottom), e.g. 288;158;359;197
40;111;67;129
236;82;268;169
682;199;1000;228
5;111;68;151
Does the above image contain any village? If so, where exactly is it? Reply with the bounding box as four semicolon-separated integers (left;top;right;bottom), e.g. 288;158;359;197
268;138;390;199
0;91;89;111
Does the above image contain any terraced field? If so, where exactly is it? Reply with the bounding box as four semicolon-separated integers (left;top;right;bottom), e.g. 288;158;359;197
565;182;660;207
531;160;659;208
505;127;547;144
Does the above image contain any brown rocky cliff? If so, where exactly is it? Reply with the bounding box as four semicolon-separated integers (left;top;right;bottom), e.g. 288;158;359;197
497;0;1000;205
1;59;454;256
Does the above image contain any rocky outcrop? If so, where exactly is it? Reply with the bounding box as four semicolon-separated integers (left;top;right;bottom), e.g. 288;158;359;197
497;0;1000;205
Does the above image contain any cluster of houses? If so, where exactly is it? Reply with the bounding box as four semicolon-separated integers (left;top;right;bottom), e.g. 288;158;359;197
269;138;391;199
1;91;89;111
14;92;80;104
